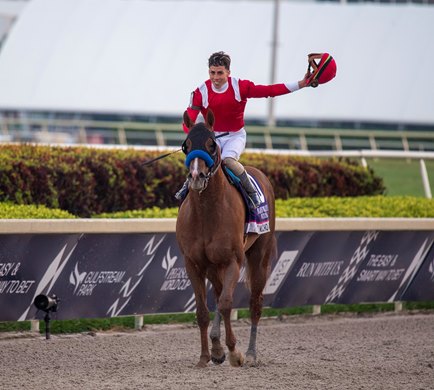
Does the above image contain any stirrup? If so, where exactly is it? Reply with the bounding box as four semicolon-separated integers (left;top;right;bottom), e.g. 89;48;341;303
175;182;189;201
248;191;261;209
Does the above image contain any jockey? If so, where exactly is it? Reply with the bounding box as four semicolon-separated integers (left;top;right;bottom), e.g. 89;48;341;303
176;51;311;208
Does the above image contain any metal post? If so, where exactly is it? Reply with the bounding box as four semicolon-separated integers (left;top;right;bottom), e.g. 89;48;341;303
264;131;273;150
334;134;343;151
118;127;127;145
402;135;411;163
267;0;279;128
299;133;308;151
420;159;432;199
78;126;87;143
155;128;166;147
44;312;51;340
369;134;377;151
402;136;410;152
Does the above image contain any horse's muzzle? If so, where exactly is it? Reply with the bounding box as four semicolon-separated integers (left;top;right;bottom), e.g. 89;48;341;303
188;172;208;192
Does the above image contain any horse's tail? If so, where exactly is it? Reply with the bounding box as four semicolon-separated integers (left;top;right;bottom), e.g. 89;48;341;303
244;233;277;294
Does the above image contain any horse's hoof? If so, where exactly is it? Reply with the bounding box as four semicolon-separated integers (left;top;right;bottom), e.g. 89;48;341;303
229;351;244;367
195;360;209;368
194;355;210;368
244;354;257;367
211;353;226;365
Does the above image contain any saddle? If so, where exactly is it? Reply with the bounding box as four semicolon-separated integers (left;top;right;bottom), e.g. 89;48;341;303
222;166;270;235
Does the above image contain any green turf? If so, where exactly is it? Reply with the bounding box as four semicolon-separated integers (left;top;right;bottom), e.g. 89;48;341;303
1;302;433;334
366;158;434;197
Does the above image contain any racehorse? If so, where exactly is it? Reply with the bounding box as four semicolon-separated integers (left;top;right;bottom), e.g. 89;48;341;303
176;110;276;368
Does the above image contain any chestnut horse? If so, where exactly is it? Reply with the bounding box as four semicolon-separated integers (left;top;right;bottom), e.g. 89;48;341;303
176;111;276;368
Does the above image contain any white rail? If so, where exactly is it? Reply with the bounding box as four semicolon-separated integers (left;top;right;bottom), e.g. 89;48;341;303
0;218;433;234
1;117;434;152
244;148;434;199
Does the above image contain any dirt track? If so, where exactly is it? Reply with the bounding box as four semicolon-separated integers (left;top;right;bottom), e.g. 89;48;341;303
1;312;433;390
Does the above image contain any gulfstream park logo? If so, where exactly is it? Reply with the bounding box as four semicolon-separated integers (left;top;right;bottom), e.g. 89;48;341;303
69;262;126;296
160;246;191;291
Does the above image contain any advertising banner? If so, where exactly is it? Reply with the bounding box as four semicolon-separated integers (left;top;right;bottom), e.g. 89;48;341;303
336;232;434;304
0;233;194;321
262;231;314;306
31;233;194;320
270;231;372;307
1;230;433;322
401;242;434;301
0;234;81;321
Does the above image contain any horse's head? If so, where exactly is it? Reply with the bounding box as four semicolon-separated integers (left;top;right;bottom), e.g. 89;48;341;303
181;110;221;193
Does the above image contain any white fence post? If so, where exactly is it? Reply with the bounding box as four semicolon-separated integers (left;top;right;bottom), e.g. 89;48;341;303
420;159;432;199
394;301;403;312
312;305;321;315
230;309;238;321
134;315;144;330
30;320;40;332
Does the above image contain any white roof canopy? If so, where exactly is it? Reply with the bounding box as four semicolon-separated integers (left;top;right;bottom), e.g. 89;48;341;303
0;0;433;125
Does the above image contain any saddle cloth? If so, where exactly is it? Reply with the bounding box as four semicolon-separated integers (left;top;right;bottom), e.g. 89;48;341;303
223;167;271;235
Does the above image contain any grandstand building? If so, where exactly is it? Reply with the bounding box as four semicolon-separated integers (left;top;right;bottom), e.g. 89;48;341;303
0;0;433;147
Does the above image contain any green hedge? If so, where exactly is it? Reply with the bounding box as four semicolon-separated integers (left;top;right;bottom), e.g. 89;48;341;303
4;197;432;219
274;196;434;218
241;154;384;198
0;144;384;217
0;202;75;219
93;196;434;218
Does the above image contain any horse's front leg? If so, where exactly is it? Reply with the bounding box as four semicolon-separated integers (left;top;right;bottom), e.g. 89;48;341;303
185;261;210;368
210;309;225;364
219;260;244;367
207;276;225;364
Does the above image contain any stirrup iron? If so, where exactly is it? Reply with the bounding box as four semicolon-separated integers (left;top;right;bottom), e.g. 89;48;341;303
175;181;189;201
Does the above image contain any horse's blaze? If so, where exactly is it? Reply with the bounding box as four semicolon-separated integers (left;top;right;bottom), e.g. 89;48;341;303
189;158;207;191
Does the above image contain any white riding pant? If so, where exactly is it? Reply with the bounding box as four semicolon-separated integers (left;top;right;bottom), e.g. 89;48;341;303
214;128;246;160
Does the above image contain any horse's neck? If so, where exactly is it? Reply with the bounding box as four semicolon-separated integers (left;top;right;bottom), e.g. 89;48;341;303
204;168;228;202
192;169;230;212
187;168;245;237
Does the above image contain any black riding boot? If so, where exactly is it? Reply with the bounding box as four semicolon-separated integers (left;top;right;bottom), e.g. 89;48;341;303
237;171;261;209
175;180;189;201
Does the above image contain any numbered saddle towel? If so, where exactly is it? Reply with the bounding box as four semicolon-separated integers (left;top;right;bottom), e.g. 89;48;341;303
223;167;271;235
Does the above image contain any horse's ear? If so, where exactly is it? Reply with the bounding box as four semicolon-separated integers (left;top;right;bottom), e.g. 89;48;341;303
205;110;215;129
183;110;193;130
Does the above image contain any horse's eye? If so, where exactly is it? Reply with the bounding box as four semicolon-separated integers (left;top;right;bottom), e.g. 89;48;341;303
206;138;217;155
182;139;191;155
